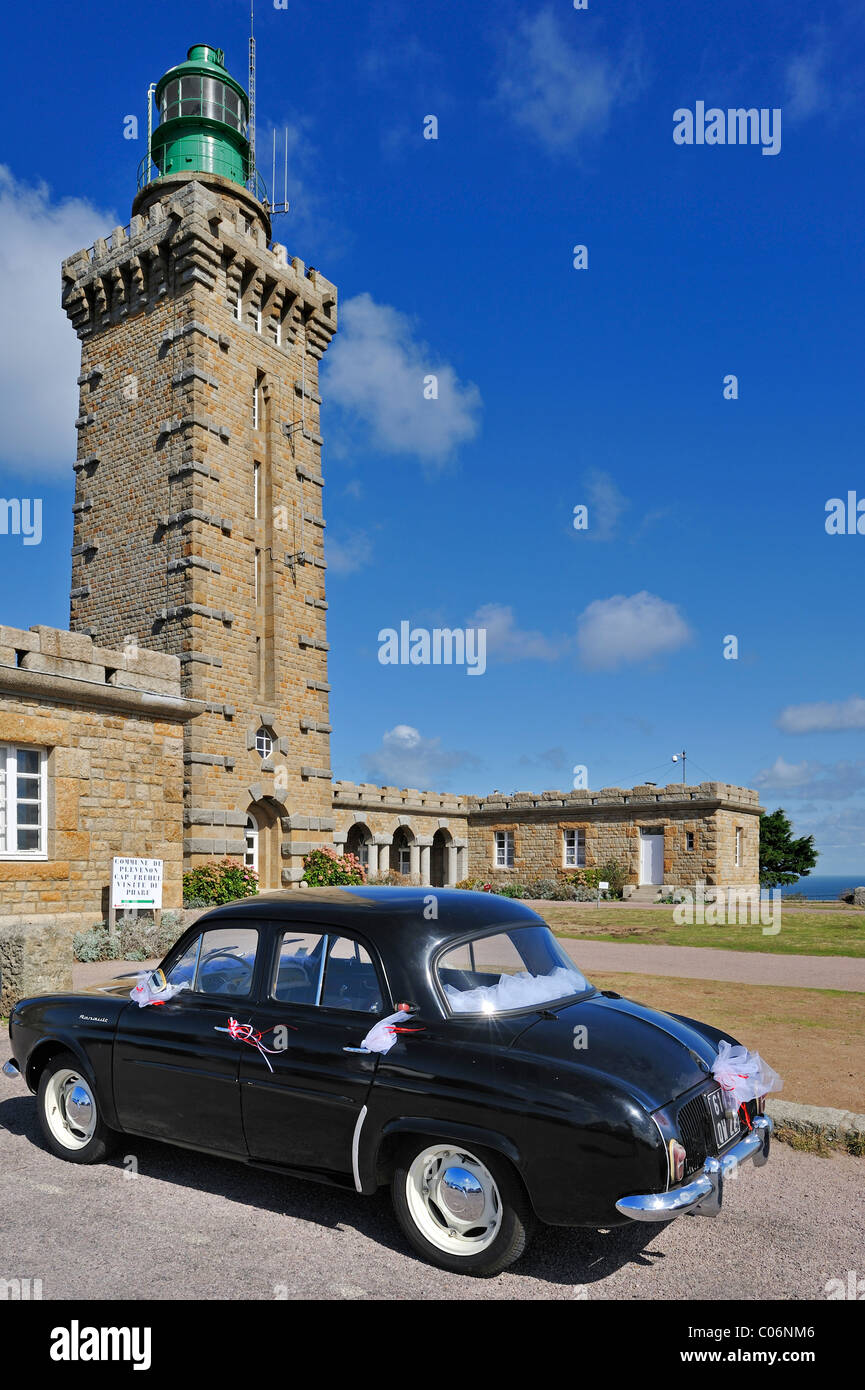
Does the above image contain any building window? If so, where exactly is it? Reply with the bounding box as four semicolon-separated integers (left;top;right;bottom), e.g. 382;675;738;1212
563;828;585;868
274;316;282;346
252;372;264;430
397;846;411;875
254;547;261;604
255;726;274;759
245;814;259;873
686;832;695;852
228;287;242;321
735;827;742;867
494;830;514;868
255;306;262;334
253;461;261;518
0;745;47;858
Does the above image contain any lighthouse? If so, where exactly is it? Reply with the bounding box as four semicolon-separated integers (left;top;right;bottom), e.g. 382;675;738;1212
60;42;338;888
145;44;256;194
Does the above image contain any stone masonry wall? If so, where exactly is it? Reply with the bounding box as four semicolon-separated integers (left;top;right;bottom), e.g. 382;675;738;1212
0;623;200;922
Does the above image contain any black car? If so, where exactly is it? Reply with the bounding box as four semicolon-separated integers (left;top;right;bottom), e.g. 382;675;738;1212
4;887;773;1276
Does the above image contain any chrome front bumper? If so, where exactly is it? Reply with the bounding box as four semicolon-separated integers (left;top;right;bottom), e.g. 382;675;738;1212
615;1114;773;1222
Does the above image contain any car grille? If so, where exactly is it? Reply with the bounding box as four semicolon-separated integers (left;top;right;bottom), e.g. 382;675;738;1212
677;1090;759;1177
678;1091;717;1175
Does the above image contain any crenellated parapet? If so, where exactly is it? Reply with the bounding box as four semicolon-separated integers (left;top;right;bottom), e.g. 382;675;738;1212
61;177;337;353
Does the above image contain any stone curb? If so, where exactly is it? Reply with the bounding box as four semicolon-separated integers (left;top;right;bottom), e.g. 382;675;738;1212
767;1098;865;1153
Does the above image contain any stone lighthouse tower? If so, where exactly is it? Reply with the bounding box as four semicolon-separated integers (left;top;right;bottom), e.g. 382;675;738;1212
61;43;338;888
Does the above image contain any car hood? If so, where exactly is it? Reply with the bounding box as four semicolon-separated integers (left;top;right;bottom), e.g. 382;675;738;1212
516;990;724;1111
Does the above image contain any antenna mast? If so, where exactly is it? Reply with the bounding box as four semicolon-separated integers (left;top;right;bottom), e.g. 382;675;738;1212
248;1;256;189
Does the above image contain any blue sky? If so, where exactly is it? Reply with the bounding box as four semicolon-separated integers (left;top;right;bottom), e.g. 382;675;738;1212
0;0;864;871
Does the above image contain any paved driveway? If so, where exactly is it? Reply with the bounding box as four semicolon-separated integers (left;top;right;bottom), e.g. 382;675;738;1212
1;1057;861;1301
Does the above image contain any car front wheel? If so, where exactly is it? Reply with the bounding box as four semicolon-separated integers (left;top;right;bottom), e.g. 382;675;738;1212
391;1139;535;1276
37;1052;117;1164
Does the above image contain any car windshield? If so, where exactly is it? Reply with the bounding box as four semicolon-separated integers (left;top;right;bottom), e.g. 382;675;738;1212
436;924;591;1015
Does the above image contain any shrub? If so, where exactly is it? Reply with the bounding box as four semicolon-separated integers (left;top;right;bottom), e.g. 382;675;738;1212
302;846;366;887
73;912;188;964
520;879;559;900
73;927;121;963
497;884;525;898
183;857;259;906
594;858;630;899
366;869;419;886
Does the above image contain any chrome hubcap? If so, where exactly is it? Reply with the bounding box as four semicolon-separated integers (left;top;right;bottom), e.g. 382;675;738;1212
44;1068;97;1150
65;1084;93;1129
406;1146;503;1256
440;1166;485;1221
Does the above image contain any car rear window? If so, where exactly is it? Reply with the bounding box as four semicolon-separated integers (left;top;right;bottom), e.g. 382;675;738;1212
437;925;590;1015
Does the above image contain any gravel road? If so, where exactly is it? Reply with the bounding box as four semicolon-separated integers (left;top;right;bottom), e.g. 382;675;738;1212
558;941;865;991
1;1065;862;1301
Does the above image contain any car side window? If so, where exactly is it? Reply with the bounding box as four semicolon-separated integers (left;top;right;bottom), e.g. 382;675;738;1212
272;931;327;1005
192;927;259;998
164;935;201;989
321;936;384;1014
271;930;384;1013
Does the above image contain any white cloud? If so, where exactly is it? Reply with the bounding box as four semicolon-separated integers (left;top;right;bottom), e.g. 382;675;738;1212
362;723;480;789
753;756;821;790
784;47;829;121
326;529;373;575
582;468;628;541
754;757;865;801
468;603;561;663
576;591;692;671
0;167;117;478
323;293;481;467
776;696;865;734
494;7;644;154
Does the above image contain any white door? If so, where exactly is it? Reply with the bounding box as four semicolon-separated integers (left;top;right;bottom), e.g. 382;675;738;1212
640;831;664;885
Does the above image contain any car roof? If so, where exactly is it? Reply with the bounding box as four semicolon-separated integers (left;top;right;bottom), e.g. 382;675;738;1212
197;886;546;955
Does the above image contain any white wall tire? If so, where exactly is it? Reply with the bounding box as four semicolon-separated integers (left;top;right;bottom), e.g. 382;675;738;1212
391;1137;535;1276
37;1053;115;1165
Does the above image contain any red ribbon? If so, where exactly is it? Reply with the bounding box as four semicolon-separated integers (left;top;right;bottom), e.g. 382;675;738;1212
216;1017;295;1073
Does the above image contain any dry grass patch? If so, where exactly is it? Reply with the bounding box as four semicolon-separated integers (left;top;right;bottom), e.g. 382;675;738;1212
589;970;865;1111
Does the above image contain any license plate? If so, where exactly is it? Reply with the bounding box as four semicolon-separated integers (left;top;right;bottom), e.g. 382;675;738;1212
704;1086;741;1150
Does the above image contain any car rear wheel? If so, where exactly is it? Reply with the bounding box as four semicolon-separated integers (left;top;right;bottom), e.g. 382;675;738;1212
391;1138;535;1276
37;1052;117;1164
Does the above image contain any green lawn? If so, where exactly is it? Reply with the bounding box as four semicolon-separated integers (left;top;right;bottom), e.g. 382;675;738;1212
537;902;865;957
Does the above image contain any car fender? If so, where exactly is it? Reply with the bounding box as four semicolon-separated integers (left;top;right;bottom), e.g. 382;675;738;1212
358;1113;523;1196
12;998;125;1130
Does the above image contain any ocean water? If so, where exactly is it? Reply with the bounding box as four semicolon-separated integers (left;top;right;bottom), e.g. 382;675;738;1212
777;874;865;901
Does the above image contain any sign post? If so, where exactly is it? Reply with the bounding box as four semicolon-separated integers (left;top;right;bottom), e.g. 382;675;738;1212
109;857;164;938
597;879;609;909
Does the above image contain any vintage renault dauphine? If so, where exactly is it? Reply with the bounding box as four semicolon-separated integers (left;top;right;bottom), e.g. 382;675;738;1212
4;887;774;1275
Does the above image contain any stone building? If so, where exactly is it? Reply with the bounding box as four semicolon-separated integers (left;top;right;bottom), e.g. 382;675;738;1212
0;623;200;1008
0;42;764;1004
465;783;760;893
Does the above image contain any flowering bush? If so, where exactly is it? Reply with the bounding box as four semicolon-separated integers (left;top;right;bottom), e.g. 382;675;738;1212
183;858;259;906
302;846;367;887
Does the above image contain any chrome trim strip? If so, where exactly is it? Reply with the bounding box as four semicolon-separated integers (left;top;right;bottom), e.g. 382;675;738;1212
351;1103;368;1194
314;937;328;1007
615;1115;772;1223
649;1111;670;1191
2;1059;21;1079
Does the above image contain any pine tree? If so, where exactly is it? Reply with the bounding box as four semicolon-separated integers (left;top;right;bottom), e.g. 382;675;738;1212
759;808;818;888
